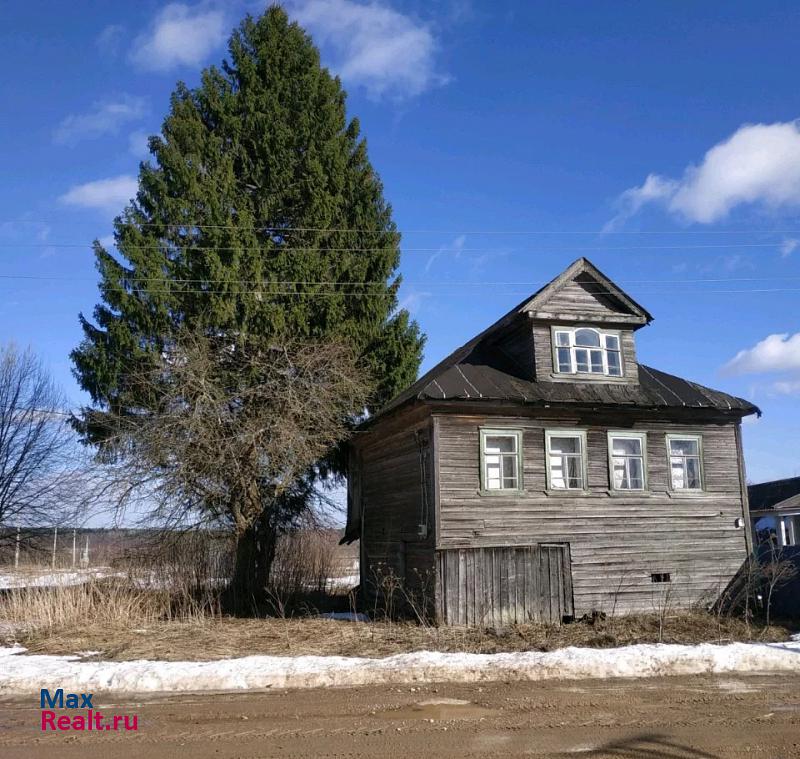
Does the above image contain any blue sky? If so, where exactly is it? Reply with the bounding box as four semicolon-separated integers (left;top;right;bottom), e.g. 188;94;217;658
1;0;800;486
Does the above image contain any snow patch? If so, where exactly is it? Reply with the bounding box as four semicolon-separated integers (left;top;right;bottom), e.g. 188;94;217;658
0;569;113;589
318;612;369;622
0;639;799;695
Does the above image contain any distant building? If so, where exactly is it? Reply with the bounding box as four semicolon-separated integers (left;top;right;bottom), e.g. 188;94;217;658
749;476;800;549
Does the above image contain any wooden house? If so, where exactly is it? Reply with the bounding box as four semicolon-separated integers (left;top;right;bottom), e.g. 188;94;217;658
343;258;759;625
749;477;800;549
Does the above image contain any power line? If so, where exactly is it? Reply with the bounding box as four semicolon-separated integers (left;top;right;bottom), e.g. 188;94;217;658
4;219;800;234
0;241;793;252
3;273;800;286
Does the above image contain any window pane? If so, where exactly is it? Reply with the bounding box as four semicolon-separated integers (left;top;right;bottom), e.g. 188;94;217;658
670;438;699;456
485;454;501;489
502;455;517;480
670;457;685;489
604;334;620;350
628;457;644;489
611;437;641;455
566;457;583;488
555;331;570;347
686;457;701;488
590;350;604;373
557;347;572;372
549;456;566;488
575;349;590;372
550;436;580;454
485;435;515;454
612;458;627;489
575;328;601;347
607;351;621;376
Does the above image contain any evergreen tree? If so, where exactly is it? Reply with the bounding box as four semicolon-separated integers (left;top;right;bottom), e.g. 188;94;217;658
71;6;424;603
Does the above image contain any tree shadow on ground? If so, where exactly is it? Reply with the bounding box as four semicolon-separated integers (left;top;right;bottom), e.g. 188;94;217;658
557;733;718;758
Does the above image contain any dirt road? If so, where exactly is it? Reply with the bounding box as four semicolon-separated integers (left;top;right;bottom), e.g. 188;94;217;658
1;673;799;758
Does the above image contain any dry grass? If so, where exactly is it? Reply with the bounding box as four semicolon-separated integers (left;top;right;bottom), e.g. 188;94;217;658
5;609;793;662
0;578;210;638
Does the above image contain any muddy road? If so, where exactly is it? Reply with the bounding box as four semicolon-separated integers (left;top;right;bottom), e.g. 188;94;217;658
1;673;799;758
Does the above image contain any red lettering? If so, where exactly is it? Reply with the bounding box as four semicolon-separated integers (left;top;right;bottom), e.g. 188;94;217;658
72;716;85;730
124;715;138;731
113;715;122;729
94;711;104;730
57;716;70;730
41;711;56;730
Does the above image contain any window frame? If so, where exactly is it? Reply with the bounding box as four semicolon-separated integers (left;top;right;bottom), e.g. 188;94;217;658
479;428;524;495
544;429;589;492
551;326;624;378
665;433;704;493
607;431;648;492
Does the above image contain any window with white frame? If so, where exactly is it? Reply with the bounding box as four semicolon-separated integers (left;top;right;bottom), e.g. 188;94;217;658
545;430;587;490
667;435;703;490
608;432;646;490
553;327;623;377
480;429;522;492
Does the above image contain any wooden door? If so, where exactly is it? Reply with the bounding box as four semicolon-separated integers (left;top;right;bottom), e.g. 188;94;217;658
435;543;573;626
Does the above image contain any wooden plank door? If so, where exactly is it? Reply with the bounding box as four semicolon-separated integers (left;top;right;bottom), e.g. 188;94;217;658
436;543;573;626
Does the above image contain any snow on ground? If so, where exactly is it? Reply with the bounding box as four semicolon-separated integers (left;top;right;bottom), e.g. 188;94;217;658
318;612;369;622
0;568;114;589
1;638;799;695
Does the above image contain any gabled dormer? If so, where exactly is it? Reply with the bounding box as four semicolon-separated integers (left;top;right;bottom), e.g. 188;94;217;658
522;258;653;385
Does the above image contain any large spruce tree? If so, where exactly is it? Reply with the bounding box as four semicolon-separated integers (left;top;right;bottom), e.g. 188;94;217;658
71;6;424;604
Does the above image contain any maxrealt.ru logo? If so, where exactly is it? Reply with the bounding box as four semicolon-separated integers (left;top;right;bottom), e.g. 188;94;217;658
40;689;138;732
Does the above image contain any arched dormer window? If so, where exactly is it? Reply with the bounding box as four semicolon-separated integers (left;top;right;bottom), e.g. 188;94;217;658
553;327;622;377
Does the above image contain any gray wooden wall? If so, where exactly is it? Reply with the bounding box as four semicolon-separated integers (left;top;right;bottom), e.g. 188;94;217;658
435;411;750;615
355;407;436;612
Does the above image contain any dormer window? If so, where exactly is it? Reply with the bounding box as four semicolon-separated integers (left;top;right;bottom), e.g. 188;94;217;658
553;327;623;377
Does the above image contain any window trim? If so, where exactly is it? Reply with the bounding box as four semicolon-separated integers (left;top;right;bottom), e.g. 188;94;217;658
665;433;704;493
479;428;524;495
544;429;589;492
607;431;648;492
551;325;624;378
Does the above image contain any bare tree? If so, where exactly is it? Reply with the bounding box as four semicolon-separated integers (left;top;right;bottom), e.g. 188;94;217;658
83;331;370;610
0;344;81;548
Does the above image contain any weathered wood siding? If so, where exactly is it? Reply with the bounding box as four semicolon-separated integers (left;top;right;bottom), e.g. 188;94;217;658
436;412;749;616
436;543;573;626
539;275;629;320
532;322;639;384
353;407;436;610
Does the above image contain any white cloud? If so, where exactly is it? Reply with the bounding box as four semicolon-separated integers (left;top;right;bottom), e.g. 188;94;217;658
773;379;800;395
59;176;138;213
608;120;800;228
130;4;227;72
780;238;799;258
128;130;150;158
425;234;465;272
290;0;448;98
96;24;125;56
54;96;147;145
723;333;800;376
396;290;430;316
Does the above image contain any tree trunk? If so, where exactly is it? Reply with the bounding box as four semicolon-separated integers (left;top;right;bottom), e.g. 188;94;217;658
225;511;278;614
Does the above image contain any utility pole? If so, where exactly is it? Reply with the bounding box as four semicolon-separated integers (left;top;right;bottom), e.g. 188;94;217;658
72;529;77;568
51;526;58;570
14;526;20;569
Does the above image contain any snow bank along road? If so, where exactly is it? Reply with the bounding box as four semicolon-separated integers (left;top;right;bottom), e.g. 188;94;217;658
1;638;799;694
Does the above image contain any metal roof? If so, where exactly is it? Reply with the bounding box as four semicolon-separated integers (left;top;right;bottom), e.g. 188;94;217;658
749;477;800;512
371;258;758;423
